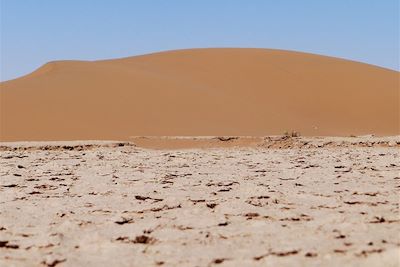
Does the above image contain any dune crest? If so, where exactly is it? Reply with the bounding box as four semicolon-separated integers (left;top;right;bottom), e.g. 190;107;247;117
1;48;399;141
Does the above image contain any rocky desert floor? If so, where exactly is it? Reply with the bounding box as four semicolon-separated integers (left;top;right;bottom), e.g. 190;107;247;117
0;137;399;267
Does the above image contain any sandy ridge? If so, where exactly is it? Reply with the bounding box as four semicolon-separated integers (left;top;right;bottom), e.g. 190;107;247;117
1;48;399;141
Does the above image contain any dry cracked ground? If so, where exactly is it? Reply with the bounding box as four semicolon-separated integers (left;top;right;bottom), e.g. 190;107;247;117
0;139;399;266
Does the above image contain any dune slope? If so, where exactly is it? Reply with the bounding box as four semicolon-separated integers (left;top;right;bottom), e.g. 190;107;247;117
0;48;399;141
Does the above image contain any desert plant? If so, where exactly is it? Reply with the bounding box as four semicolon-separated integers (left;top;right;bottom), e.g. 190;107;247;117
284;130;300;138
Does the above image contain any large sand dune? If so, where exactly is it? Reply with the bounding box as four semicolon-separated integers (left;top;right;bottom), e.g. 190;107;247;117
1;48;399;141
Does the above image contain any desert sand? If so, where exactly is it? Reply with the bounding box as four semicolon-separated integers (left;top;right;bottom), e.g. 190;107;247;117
0;136;399;266
1;49;399;266
1;48;399;141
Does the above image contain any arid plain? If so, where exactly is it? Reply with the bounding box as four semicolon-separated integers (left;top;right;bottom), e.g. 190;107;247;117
1;49;399;266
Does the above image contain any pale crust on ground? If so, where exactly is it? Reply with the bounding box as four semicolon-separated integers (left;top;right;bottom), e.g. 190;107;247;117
0;137;399;266
1;135;399;150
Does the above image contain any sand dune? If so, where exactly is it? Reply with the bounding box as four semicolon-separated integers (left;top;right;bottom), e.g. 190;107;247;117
0;48;399;141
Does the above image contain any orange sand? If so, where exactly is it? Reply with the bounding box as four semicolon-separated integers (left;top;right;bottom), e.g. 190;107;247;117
1;48;399;141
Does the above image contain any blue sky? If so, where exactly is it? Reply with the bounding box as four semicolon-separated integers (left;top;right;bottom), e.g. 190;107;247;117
1;0;399;81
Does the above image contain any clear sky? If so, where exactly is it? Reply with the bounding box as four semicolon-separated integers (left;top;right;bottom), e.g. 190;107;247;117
1;0;399;81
